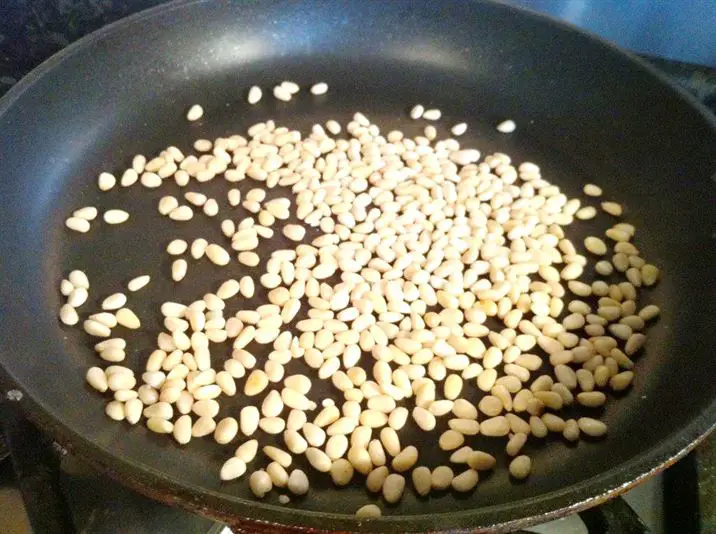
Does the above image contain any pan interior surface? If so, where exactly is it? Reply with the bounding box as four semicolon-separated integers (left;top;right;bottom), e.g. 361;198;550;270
0;0;715;531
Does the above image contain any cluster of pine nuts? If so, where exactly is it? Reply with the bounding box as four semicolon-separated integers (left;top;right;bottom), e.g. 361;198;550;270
62;81;661;518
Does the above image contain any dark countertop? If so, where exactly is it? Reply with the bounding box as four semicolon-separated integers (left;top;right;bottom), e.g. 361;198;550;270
699;438;716;532
0;1;714;532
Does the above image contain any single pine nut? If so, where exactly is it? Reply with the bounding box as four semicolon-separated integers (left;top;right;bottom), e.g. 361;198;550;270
171;259;188;282
105;400;125;421
240;406;260;436
186;104;204;121
451;469;479;492
496;120;516;133
305;447;331;472
166;239;188;255
127;275;150;292
583;184;602;196
235;439;259;463
274;85;292;102
73;206;98;220
59;304;79;325
584;236;607;255
468;451;496;471
382;473;405;503
215;417;239;444
169;206;193;221
355;504;381;518
509;455;532;479
288;469;309;495
116;308;140;329
98;172;116;191
310;82;328;95
248;86;262;104
409;104;424;119
601;201;623;216
392;446;418;472
84;319;111;337
86;367;108;392
66;217;90;233
412;466;432;496
221;457;247;481
249;470;272;498
423;109;441;121
206;244;231;266
577;417;608;437
147;417;173;434
451;123;467;136
431;465;454;490
103;209;129;225
283;224;306;241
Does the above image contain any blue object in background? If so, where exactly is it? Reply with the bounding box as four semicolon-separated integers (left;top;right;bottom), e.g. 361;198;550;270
503;0;716;67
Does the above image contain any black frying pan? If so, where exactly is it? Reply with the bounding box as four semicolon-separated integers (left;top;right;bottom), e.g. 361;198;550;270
0;0;715;532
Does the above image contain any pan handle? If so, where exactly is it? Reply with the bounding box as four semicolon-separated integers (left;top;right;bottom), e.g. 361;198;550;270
0;395;75;534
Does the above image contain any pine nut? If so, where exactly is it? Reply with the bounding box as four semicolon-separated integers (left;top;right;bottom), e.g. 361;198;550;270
221;457;247;481
73;206;98;220
86;367;108;392
452;469;479;492
412;466;432;496
509;455;532;479
59;304;79;325
305;447;331;472
584;236;607;255
310;82;328;95
409;104;424;119
186;104;204;121
583;184;602;196
287;469;309;495
274;85;292;102
431;465;453;490
127;275;150;292
392;446;418;472
206;244;231;266
283;224;306;241
577;417;608;437
382;473;405;503
496;119;516;133
235;439;258;463
249;470;272;498
451;122;467;136
355;504;381;518
601;201;623;216
247;86;262;104
66;217;90;233
103;209;129;225
468;451;496;471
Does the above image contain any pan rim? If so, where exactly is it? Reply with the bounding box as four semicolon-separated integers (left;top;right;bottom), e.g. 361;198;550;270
4;374;714;531
0;0;714;530
2;0;715;131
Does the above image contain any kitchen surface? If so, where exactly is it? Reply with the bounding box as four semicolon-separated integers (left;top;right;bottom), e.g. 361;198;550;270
0;1;714;533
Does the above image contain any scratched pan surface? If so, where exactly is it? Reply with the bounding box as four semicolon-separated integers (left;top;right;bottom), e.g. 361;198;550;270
0;0;715;531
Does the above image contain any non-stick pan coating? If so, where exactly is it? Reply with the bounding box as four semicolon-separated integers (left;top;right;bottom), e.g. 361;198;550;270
0;0;715;531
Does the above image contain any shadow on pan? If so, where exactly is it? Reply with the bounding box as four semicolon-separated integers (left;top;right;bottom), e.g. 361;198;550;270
0;0;714;532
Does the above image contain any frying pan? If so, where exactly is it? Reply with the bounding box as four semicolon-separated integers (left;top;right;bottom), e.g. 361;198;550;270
0;0;715;531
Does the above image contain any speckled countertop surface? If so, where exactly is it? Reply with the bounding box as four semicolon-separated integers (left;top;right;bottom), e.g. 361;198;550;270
1;1;715;532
